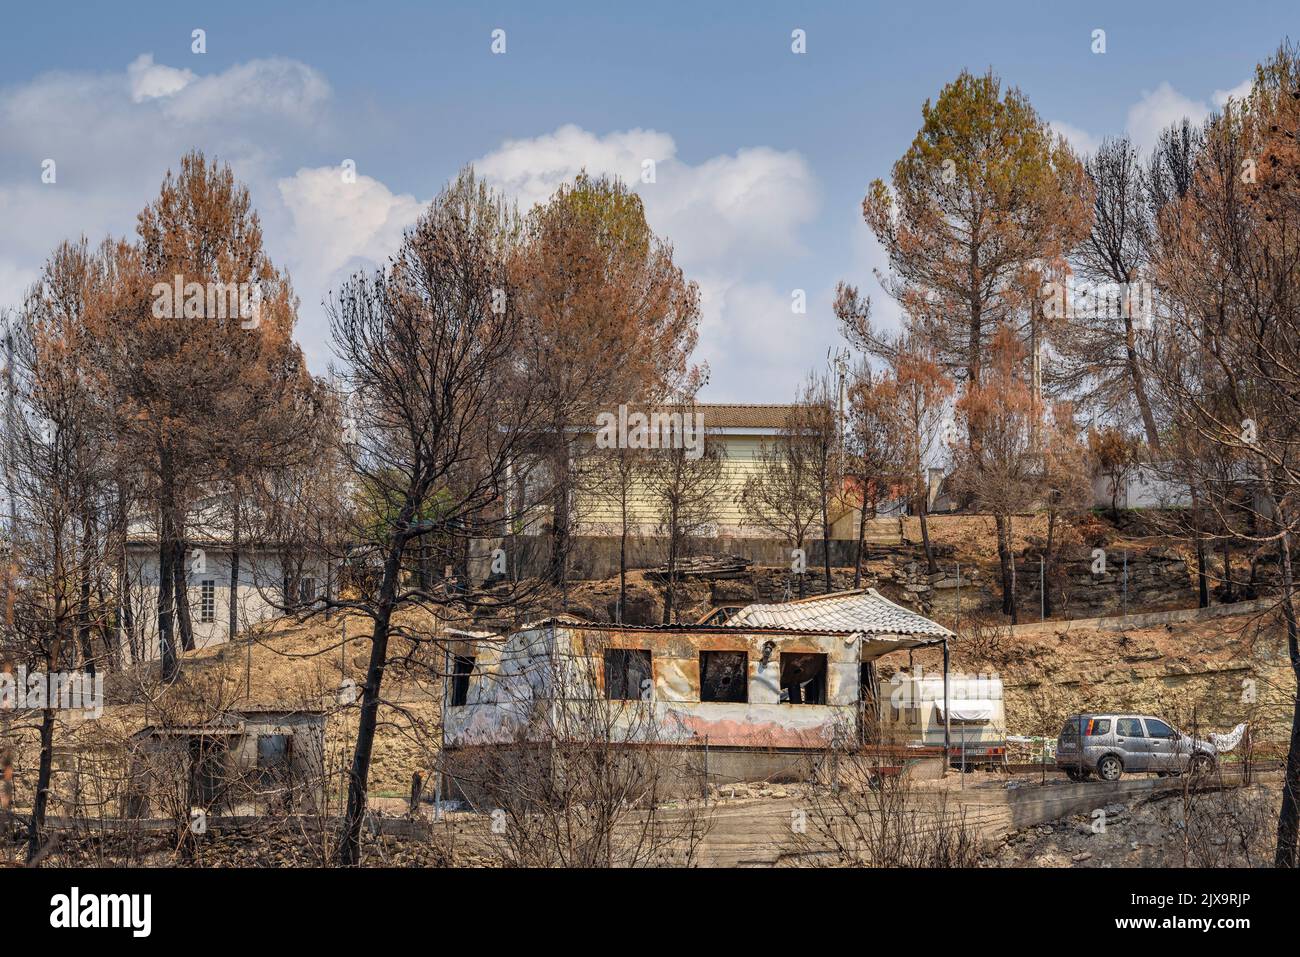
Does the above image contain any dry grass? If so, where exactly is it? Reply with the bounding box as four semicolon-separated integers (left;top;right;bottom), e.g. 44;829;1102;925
903;513;1053;560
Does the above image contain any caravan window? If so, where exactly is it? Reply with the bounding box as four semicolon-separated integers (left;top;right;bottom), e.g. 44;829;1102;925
935;701;994;723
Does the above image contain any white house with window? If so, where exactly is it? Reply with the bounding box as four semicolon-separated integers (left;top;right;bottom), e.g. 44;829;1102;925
122;504;330;663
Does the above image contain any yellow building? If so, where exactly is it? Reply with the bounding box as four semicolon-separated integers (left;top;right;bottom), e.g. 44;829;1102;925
571;403;869;539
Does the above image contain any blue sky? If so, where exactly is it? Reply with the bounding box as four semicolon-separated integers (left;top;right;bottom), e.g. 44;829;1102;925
0;1;1292;399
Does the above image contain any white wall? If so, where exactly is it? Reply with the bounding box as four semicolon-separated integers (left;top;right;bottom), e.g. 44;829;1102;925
1092;464;1191;510
123;544;327;662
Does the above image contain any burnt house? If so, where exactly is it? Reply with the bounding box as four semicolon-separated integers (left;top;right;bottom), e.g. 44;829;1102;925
441;590;954;792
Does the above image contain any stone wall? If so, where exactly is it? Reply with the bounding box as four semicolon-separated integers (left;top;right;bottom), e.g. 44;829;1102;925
929;546;1198;621
560;540;1224;628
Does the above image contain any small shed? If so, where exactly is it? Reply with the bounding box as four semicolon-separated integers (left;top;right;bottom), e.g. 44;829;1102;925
126;706;326;818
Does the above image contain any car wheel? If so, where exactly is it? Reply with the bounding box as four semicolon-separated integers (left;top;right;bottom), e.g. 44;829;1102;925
1065;767;1084;782
1097;755;1123;781
1189;754;1214;776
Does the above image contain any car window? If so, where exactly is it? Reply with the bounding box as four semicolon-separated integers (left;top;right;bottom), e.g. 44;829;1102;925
1116;718;1142;737
1144;718;1175;738
1086;718;1111;736
1060;719;1081;739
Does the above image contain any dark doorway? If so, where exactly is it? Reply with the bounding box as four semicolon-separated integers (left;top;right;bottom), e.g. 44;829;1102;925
860;661;880;742
450;654;475;707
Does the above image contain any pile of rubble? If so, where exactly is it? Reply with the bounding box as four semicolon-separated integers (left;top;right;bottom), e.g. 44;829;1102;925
646;555;754;582
707;781;799;802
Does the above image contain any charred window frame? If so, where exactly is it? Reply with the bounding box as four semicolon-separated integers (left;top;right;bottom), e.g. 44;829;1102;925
603;648;652;700
780;652;828;705
699;650;748;703
450;654;475;707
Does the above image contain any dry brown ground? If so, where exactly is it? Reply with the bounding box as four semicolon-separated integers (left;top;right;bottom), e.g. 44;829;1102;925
903;513;1055;559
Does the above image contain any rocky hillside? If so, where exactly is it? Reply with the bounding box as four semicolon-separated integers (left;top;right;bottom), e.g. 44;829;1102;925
902;603;1295;747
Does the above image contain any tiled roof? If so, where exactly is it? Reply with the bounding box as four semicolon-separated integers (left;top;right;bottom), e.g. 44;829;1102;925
568;403;798;435
724;589;953;638
693;403;798;430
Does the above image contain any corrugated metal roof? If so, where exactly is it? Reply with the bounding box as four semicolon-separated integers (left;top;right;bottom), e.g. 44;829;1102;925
724;589;953;637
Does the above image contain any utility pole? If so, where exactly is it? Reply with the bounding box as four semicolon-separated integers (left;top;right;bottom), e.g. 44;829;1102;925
1122;550;1129;617
1040;556;1045;621
1;316;15;846
942;638;952;773
831;347;849;479
955;561;961;633
2;313;15;629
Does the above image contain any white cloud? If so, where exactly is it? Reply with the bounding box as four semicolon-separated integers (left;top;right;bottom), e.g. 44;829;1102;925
653;146;819;266
474;125;675;212
278;167;422;281
0;61;818;394
276;166;425;363
474;125;819;269
127;54;196;103
1048;120;1102;157
0;55;329;172
694;276;816;400
0;52;338;363
159;57;329;124
276;126;822;381
1212;79;1254;108
1125;81;1212;153
474;125;821;397
1055;76;1254;161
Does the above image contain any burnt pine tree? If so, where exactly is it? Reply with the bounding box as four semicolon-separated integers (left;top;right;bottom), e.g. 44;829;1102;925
86;152;314;679
325;170;545;866
5;243;117;860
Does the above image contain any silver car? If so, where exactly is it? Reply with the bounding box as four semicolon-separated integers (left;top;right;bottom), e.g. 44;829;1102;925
1056;713;1217;781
